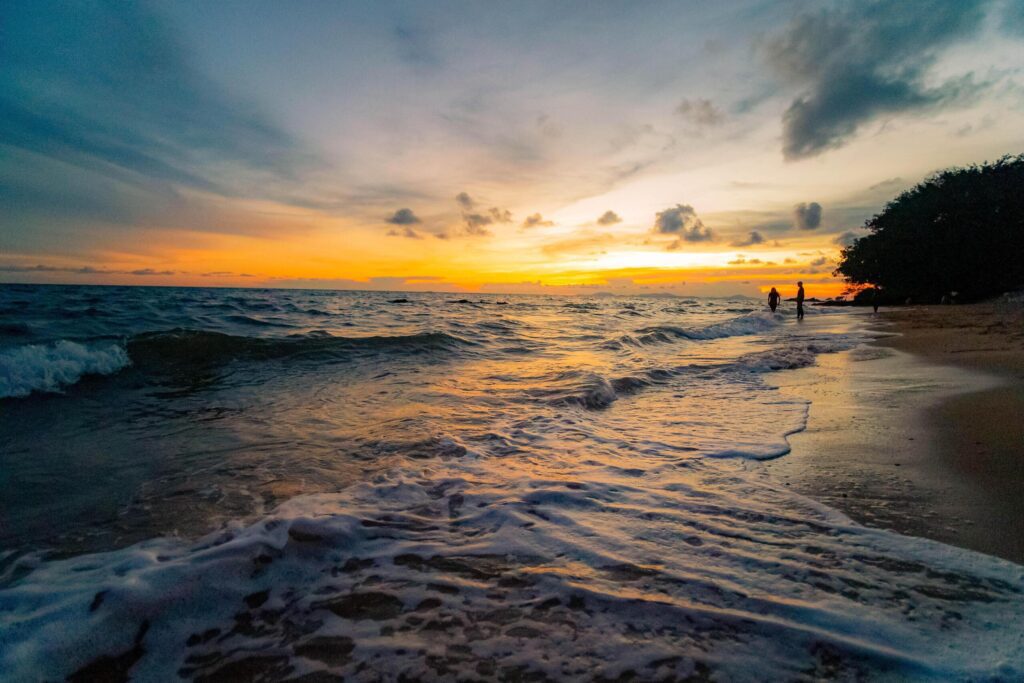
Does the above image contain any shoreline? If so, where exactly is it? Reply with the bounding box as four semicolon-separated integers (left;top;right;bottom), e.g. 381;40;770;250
763;303;1024;565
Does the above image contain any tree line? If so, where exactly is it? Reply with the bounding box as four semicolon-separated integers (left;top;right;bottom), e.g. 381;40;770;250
836;155;1024;303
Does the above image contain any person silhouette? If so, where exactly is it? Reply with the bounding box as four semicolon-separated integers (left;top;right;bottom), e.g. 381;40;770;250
768;287;781;313
796;281;805;320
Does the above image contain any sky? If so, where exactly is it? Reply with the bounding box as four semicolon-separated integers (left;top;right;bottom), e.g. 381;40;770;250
2;0;1023;297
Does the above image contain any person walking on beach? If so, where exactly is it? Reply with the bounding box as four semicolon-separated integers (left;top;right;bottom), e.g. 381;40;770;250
768;287;781;313
796;281;805;320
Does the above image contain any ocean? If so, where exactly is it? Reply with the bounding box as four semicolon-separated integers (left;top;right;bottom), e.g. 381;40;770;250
0;284;1021;680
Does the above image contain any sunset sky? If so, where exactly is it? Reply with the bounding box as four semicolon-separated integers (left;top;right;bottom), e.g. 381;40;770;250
2;0;1023;296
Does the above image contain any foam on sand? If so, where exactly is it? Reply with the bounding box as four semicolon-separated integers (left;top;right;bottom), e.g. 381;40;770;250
2;456;1023;681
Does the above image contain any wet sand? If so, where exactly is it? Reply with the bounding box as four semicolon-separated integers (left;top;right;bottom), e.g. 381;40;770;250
763;302;1024;565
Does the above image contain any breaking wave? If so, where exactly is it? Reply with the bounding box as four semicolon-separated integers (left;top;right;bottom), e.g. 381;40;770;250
0;340;130;399
629;311;782;346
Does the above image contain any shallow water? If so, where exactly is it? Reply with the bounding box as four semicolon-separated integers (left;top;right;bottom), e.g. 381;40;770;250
1;285;1021;680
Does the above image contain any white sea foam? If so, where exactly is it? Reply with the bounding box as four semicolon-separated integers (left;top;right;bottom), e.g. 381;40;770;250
1;461;1022;681
0;341;130;398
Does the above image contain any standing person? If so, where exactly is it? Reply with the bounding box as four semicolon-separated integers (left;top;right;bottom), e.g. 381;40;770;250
871;286;880;314
796;281;805;320
768;287;781;313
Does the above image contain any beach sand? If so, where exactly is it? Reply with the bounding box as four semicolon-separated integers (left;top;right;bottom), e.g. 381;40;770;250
762;302;1024;565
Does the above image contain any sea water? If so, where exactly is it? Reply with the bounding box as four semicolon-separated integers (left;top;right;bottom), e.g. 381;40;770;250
0;285;1021;680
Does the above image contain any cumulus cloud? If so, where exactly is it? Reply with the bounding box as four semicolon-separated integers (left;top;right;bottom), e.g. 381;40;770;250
596;210;622;226
385;208;421;225
488;207;513;223
731;230;765;247
764;0;990;159
522;213;554;228
455;192;476;210
386;226;424;239
793;202;823;230
653;204;713;243
809;256;829;267
675;98;725;126
463;214;493;236
453;206;512;237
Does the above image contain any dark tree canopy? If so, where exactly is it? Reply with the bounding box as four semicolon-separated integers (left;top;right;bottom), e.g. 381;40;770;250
836;155;1024;302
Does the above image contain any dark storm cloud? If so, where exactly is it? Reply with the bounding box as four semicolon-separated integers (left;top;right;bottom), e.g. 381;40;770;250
675;98;725;127
596;210;622;226
764;0;990;159
731;230;765;247
0;0;321;243
385;208;421;225
653;204;713;243
793;202;823;230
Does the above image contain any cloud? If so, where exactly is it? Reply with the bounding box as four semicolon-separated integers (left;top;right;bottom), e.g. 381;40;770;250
869;177;904;192
793;202;823;230
386;226;425;239
0;263;175;276
488;207;513;223
463;214;493;236
0;0;322;235
731;230;765;247
1002;0;1024;36
452;206;512;237
675;98;725;127
393;24;441;71
833;231;858;247
455;192;476;210
809;256;829;267
385;208;421;225
764;0;990;159
596;210;622;226
653;204;713;243
522;213;554;228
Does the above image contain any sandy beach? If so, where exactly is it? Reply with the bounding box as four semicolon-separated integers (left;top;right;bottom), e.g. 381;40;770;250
764;301;1024;565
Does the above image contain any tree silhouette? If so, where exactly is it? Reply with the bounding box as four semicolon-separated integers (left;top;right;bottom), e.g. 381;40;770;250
836;155;1024;302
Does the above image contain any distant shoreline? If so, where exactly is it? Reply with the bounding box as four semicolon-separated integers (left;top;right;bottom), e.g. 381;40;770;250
764;302;1024;565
